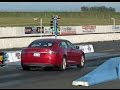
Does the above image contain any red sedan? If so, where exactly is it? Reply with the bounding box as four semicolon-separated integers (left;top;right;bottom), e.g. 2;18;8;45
21;38;85;71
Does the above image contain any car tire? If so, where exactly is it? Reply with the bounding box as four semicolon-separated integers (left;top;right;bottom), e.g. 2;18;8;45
59;57;67;71
77;55;85;68
44;67;53;71
22;65;30;71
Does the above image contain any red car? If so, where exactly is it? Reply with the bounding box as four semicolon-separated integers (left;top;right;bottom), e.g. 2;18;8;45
21;38;85;71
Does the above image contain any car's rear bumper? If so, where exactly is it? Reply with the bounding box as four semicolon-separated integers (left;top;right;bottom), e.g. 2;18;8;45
22;63;55;68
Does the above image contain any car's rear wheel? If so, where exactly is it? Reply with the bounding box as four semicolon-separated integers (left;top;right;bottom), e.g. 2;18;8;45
59;57;67;71
44;67;53;71
77;55;85;68
22;65;30;70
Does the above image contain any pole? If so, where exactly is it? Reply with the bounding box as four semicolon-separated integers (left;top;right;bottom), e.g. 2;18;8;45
40;18;42;37
54;16;57;39
111;18;115;29
113;18;115;28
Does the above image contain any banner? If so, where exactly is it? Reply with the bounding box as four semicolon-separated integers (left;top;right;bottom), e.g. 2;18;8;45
60;26;76;35
5;51;21;65
82;25;96;32
25;27;44;34
112;25;120;31
77;44;94;53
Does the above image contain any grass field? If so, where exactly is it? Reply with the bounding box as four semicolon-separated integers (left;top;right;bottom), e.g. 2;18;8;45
0;12;120;26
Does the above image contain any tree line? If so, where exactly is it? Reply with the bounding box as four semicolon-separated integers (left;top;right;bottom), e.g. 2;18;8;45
81;6;115;12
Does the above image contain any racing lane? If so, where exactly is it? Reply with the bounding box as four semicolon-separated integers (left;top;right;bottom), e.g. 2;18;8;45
0;56;119;89
0;62;99;89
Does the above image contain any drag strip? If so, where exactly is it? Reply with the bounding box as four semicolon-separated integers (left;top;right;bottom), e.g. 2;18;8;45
0;56;112;89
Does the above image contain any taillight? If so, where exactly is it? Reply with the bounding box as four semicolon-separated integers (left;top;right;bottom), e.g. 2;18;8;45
47;50;58;54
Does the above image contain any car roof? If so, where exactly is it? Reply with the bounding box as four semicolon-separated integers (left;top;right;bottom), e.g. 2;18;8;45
33;38;68;42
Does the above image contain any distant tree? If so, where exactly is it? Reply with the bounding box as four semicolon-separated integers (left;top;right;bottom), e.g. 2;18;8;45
81;6;116;12
109;7;115;12
81;6;89;11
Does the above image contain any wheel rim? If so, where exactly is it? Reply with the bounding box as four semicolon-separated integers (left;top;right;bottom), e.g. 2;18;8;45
62;58;66;70
81;56;84;66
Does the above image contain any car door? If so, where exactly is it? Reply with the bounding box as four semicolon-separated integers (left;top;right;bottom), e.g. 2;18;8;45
59;41;73;64
66;41;80;64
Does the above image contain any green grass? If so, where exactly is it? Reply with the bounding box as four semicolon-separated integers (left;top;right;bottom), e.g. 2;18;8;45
0;12;120;26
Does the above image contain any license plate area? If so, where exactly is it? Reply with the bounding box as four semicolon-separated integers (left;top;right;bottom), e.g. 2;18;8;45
33;52;40;57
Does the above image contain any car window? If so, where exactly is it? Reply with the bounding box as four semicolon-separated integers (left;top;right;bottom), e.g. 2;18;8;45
66;41;76;49
28;40;54;48
59;41;68;48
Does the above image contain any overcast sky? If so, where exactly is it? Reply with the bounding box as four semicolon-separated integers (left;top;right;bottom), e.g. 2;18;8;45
0;2;120;12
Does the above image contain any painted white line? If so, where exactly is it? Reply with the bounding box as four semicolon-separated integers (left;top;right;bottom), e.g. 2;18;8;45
103;49;115;52
72;81;89;86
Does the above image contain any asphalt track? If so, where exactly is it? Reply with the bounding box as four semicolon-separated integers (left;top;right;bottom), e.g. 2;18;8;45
0;40;120;89
0;55;119;89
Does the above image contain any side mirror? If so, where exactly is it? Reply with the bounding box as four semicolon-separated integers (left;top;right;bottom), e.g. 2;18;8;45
75;46;79;49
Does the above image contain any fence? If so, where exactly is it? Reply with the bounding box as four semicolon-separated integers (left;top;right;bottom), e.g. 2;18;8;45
0;25;120;38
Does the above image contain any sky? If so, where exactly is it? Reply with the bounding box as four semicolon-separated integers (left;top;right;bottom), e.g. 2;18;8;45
0;2;120;12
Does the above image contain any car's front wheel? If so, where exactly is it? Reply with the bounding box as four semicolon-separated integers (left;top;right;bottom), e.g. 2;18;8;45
59;57;67;71
77;55;85;68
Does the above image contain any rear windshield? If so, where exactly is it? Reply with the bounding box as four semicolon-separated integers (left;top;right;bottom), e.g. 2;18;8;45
28;40;54;48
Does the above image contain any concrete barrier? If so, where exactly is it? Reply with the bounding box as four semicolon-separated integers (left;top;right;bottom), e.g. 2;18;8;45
1;33;120;49
72;57;120;86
